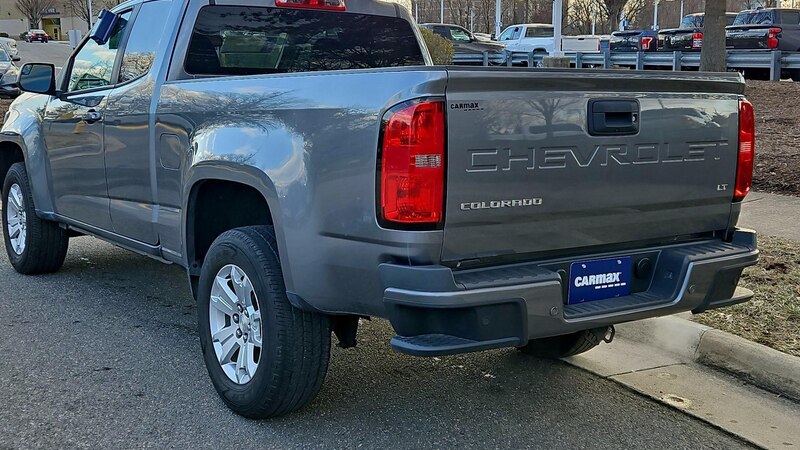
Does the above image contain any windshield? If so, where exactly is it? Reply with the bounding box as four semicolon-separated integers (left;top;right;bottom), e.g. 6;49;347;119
447;27;472;42
30;29;46;33
680;15;703;28
733;11;774;25
0;51;8;62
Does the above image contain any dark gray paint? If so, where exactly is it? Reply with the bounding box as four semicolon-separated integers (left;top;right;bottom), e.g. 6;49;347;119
0;0;754;334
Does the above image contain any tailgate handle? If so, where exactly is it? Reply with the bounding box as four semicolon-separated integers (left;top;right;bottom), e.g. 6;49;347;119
588;99;639;136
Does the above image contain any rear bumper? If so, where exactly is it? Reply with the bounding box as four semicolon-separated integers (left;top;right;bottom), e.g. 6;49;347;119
382;229;758;356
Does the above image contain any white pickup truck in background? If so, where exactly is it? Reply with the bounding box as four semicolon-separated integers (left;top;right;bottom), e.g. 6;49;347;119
497;23;601;57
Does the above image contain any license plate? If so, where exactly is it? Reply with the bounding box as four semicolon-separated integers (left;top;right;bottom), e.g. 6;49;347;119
567;256;632;304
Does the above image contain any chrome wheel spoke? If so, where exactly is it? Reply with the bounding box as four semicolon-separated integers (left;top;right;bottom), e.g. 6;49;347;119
209;264;262;385
249;309;262;346
6;184;26;255
212;325;236;344
217;333;239;365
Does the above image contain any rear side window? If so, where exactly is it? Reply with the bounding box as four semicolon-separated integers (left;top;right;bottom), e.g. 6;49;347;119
733;11;774;25
781;11;800;25
525;27;553;38
185;6;424;76
680;15;703;28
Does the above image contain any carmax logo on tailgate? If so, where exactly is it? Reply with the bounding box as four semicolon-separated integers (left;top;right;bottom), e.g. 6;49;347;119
573;271;627;290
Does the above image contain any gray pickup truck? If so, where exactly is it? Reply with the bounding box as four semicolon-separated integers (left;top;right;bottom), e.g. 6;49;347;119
1;0;758;419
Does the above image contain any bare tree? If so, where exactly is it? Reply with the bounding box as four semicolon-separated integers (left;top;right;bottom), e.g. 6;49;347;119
15;0;57;29
700;0;726;71
64;0;92;26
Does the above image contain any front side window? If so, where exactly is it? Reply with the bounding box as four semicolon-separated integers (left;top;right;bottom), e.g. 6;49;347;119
184;6;424;76
498;28;514;41
68;10;131;92
118;1;171;83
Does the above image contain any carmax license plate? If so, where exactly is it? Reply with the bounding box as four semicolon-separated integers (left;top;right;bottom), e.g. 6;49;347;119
567;256;632;304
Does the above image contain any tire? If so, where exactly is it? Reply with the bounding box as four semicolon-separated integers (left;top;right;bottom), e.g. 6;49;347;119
518;327;610;359
2;162;68;274
197;225;331;419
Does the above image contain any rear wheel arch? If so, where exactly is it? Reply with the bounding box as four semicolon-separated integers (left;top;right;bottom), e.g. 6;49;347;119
184;176;289;296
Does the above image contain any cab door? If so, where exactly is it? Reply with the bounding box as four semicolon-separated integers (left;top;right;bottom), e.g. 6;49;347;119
103;0;172;245
42;10;133;230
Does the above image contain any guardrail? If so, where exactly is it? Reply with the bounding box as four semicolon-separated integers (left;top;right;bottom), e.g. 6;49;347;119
453;50;800;81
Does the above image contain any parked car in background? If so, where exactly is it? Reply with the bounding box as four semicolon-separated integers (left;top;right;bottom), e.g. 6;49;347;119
24;29;50;43
610;29;659;52
0;37;20;61
498;23;554;57
726;8;800;51
658;12;737;52
419;23;507;64
0;49;19;97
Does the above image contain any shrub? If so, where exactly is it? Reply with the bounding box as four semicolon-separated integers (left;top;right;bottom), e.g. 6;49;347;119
419;28;454;65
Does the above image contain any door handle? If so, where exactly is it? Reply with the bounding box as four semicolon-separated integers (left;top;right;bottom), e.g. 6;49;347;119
83;110;103;124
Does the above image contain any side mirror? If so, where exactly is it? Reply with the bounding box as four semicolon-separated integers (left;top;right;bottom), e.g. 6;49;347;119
18;63;56;95
89;9;119;45
12;56;20;61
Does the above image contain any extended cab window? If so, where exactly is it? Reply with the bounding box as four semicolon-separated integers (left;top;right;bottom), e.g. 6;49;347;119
68;10;131;92
185;6;424;76
525;26;554;38
118;0;171;83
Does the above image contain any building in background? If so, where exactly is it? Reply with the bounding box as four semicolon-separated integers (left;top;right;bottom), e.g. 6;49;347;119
0;0;87;39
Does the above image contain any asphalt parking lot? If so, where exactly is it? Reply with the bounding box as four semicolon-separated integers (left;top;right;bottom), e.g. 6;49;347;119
0;236;754;448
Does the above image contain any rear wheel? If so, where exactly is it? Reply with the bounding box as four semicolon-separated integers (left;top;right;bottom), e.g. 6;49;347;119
197;226;331;418
2;162;68;274
518;326;613;358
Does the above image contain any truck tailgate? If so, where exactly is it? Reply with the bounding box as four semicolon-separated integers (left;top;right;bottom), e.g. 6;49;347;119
442;68;744;263
726;26;771;49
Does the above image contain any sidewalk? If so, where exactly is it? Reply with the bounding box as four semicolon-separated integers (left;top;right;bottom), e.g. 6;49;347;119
739;192;800;241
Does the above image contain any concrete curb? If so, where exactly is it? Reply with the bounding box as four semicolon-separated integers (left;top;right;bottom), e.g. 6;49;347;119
616;315;800;401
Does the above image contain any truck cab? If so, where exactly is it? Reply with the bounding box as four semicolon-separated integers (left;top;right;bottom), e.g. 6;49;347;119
497;23;555;56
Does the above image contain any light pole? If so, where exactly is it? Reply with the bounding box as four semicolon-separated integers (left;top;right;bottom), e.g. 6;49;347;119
552;0;563;56
440;0;444;23
591;0;597;36
87;0;93;28
495;0;502;39
652;0;659;31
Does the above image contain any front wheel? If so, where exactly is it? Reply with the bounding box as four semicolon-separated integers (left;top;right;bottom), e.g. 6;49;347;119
2;162;68;274
197;226;331;418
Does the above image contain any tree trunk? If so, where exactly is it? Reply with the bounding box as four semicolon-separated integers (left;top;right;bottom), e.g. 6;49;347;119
700;0;726;72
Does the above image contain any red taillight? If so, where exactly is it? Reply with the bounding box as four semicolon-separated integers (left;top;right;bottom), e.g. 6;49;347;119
379;100;445;226
767;27;781;49
641;36;654;50
275;0;345;10
692;31;703;49
735;99;755;202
